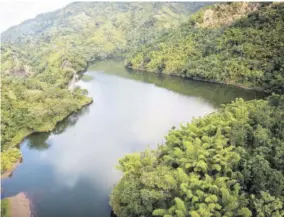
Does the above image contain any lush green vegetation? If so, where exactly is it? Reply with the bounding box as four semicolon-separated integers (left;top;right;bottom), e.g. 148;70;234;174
1;199;11;217
1;2;207;78
115;4;284;215
126;3;284;94
110;95;284;217
1;77;91;150
0;76;91;173
1;148;21;174
1;2;206;172
89;60;267;107
1;2;283;216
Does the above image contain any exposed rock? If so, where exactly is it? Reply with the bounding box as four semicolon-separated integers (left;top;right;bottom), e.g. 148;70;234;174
10;69;28;77
61;60;72;69
68;72;78;92
197;2;260;28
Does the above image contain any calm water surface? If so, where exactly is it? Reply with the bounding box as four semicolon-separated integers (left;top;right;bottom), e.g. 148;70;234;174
2;60;266;217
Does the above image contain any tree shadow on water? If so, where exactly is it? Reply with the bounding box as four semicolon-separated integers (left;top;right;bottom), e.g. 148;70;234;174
27;106;90;150
27;132;51;151
110;211;117;217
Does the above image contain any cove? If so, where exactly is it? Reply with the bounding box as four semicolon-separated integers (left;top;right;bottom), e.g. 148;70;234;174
1;60;266;217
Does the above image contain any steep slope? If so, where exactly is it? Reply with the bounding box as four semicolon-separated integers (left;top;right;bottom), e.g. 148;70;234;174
0;2;208;171
126;3;284;94
1;2;208;77
111;3;284;217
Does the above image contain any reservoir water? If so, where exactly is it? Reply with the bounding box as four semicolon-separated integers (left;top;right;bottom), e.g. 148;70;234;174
1;60;266;217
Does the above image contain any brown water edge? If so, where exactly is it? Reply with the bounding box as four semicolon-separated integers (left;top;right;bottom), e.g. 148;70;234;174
1;158;23;179
8;192;33;217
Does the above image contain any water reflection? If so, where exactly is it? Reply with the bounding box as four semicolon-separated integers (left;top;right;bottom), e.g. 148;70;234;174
52;107;91;135
2;61;266;217
27;107;90;151
27;133;50;150
89;60;267;106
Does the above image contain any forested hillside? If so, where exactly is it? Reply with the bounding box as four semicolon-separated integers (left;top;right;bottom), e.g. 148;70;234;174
111;3;284;217
1;2;207;173
111;95;284;217
1;2;207;77
1;2;284;217
126;2;284;93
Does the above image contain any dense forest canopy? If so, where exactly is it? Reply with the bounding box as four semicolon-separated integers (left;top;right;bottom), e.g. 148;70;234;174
111;95;284;217
126;2;284;94
1;2;208;171
1;2;208;77
111;2;284;217
1;2;284;217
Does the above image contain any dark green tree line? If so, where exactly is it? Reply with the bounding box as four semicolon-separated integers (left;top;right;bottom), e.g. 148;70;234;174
126;3;284;94
110;95;284;217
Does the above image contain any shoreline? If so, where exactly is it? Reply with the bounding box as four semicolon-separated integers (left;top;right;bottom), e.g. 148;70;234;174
1;158;22;179
126;65;270;94
8;193;32;217
1;66;93;217
1;60;269;178
1;94;93;179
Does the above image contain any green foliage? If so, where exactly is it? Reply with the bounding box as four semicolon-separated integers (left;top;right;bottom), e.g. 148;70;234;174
0;2;207;154
251;191;284;217
1;148;21;173
1;199;11;217
1;2;207;78
1;76;92;151
1;3;283;216
110;95;284;217
127;3;284;94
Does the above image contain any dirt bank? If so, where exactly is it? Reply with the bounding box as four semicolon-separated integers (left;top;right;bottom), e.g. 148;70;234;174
8;193;32;217
1;158;22;179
